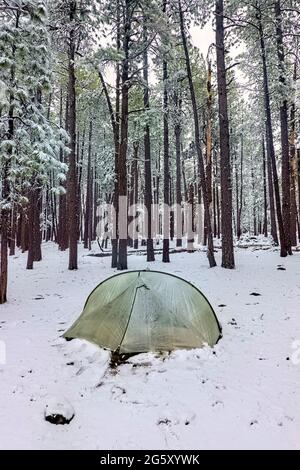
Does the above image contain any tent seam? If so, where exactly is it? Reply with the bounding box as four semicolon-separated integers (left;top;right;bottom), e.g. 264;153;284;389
116;272;141;353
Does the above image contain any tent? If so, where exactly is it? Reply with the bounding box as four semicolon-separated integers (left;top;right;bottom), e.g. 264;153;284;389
64;270;222;354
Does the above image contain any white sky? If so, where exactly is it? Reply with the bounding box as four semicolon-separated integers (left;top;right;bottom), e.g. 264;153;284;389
190;21;215;57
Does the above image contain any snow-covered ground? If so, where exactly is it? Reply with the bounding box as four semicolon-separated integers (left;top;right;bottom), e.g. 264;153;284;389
0;243;299;450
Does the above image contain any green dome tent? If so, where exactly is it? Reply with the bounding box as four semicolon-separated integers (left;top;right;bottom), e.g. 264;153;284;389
64;270;222;354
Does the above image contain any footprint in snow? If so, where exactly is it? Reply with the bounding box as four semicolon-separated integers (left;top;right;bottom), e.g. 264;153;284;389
111;385;126;400
277;265;286;271
75;366;87;375
157;418;172;426
212;400;223;407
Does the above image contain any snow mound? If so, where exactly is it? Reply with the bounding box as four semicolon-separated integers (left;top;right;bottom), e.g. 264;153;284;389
44;396;75;425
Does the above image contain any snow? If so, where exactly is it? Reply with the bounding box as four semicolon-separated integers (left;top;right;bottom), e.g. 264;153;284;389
0;242;299;449
44;396;75;424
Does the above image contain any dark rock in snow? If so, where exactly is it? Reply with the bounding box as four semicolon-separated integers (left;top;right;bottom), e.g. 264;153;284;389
44;397;75;425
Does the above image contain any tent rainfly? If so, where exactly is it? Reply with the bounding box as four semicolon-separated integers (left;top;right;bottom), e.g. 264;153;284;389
64;270;222;354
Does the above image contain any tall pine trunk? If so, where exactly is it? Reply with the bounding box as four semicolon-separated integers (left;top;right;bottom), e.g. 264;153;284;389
257;4;287;257
178;0;216;267
58;91;68;251
117;0;131;270
143;17;155;262
162;0;170;263
289;61;298;246
174;91;182;248
262;139;268;238
216;0;235;268
67;1;78;270
84;120;93;250
236;133;243;239
266;133;278;244
274;0;292;255
112;0;121;268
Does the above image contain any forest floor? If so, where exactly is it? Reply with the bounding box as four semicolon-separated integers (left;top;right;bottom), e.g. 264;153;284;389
0;241;299;449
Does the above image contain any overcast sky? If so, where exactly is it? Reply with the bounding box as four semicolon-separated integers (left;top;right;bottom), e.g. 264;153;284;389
190;21;215;57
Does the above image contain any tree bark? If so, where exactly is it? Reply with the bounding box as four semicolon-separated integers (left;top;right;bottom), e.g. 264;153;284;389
262;139;268;238
162;0;170;263
257;4;287;256
117;0;131;270
143;16;155;262
133;143;139;250
0;22;17;302
178;0;216;266
289;61;298;246
204;56;213;247
174;90;183;248
265;132;278;244
84;120;93;250
58;90;68;251
9;206;16;256
274;0;292;255
216;0;235;268
26;190;35;270
236;134;243;239
112;0;121;267
67;0;78;270
33;190;42;261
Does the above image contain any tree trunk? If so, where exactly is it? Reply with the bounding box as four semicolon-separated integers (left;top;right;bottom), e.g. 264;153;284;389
58;91;68;251
67;1;78;270
33;190;42;261
178;0;216;267
180;2;216;265
289;61;298;246
237;134;243;239
251;159;257;236
262;139;268;238
174;91;183;248
204;56;213;247
274;0;292;255
298;149;300;240
26;189;35;270
143;16;155;262
257;4;287;257
84;120;93;249
0;158;10;303
133;145;139;250
216;0;235;268
162;0;170;263
112;0;121;268
266;132;278;244
187;183;195;253
16;207;22;248
9;206;16;256
0;12;19;303
117;0;131;270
